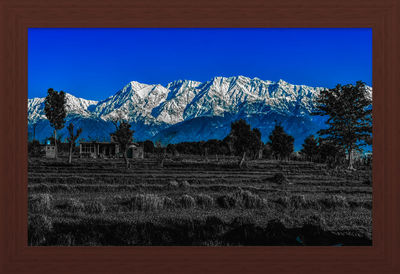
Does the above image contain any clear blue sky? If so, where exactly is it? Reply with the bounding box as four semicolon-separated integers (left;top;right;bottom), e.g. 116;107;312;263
28;28;372;101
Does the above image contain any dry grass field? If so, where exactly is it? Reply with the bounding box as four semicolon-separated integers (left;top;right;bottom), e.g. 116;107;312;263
28;155;372;246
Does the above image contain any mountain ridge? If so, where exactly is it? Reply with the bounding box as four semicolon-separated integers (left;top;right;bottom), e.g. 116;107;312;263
28;76;371;150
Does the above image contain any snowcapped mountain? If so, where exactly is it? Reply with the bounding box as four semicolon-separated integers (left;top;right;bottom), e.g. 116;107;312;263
27;76;371;150
28;93;98;122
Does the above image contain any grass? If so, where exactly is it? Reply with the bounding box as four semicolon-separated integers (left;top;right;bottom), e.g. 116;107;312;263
28;156;372;246
127;194;165;211
29;193;52;213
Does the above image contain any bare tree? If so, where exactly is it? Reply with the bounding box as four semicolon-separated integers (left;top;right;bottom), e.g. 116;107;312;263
66;123;82;164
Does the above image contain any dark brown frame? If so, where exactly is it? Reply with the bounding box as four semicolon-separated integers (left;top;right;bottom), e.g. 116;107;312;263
0;0;399;273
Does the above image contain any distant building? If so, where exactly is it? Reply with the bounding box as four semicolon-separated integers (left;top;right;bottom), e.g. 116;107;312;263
44;140;56;158
79;134;143;159
45;145;56;158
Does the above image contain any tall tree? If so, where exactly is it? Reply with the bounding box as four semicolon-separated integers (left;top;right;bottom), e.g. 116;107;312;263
228;119;262;168
66;123;82;164
317;138;344;165
143;140;155;153
313;81;372;168
300;135;319;161
112;121;134;168
268;123;294;160
44;88;66;159
155;141;166;168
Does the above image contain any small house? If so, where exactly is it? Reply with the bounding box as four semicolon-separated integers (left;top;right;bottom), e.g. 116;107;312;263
44;140;56;158
45;145;56;158
127;144;144;159
79;134;144;159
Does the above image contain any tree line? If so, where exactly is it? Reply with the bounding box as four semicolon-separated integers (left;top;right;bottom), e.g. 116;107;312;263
29;81;372;169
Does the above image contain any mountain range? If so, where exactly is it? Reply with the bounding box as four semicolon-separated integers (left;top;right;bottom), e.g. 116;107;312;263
27;76;371;150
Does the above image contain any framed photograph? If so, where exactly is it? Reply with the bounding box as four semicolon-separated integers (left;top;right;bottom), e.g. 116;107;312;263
1;0;399;273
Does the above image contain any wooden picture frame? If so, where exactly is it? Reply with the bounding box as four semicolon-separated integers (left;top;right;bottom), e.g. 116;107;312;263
0;0;399;273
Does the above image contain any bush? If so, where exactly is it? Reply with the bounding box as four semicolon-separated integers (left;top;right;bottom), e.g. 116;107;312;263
304;214;327;227
276;196;290;208
290;194;308;208
129;194;165;211
195;194;214;209
179;180;191;190
238;190;265;209
28;214;53;245
63;198;85;213
167;180;179;189
179;194;196;209
319;195;349;209
29;194;52;213
216;194;238;209
272;173;288;184
216;190;265;209
163;197;176;209
84;200;106;214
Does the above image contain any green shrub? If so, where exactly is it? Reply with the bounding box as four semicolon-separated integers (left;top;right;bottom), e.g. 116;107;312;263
84;200;106;214
179;194;196;208
129;194;164;211
29;193;52;213
195;194;214;209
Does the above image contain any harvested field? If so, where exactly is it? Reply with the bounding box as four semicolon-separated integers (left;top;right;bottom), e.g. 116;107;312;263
28;156;372;246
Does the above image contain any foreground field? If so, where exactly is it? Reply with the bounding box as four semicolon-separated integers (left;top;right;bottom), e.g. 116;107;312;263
28;155;372;246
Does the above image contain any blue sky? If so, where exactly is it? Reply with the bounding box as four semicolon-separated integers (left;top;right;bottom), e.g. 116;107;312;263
28;28;372;101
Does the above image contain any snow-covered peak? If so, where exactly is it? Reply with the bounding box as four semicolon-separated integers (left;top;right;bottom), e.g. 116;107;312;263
28;93;98;124
166;79;202;90
64;93;98;115
28;77;370;131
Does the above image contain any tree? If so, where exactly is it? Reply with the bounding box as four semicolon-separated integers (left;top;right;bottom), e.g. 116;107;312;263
300;135;319;161
317;138;345;166
112;121;134;168
44;88;66;159
268;123;294;160
31;122;38;141
313;81;372;169
228;119;262;168
155;141;166;167
28;140;43;157
66;123;82;164
143;140;154;153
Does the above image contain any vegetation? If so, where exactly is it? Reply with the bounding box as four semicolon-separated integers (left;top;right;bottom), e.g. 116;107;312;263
111;121;134;168
267;123;294;160
300;135;319;161
44;88;66;159
28;156;372;246
227;119;262;167
66;123;82;164
28;82;372;246
313;81;372;168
